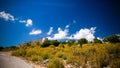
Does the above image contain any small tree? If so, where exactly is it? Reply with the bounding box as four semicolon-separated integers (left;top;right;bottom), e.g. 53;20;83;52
10;46;19;50
41;40;51;47
78;38;88;47
93;38;102;43
51;40;60;46
41;40;60;47
0;46;4;51
24;42;31;46
36;41;41;46
67;39;75;46
103;34;120;43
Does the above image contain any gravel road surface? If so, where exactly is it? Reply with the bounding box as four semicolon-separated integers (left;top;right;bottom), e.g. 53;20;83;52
0;52;33;68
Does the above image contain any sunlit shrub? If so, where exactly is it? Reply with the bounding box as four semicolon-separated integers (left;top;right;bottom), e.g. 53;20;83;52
25;47;42;57
42;52;49;60
12;41;120;68
47;58;64;68
110;59;120;68
105;43;120;58
31;55;43;62
49;45;55;48
58;43;64;48
12;48;26;57
55;52;67;60
67;55;85;67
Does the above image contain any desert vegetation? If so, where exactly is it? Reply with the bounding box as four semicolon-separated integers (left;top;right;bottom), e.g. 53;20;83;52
10;34;120;68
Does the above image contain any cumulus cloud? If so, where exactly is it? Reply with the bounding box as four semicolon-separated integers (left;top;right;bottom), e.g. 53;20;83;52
54;27;68;39
47;26;96;41
0;11;15;21
29;29;42;35
0;11;33;27
71;27;96;41
47;27;53;35
19;19;33;27
19;20;26;23
47;27;68;40
26;19;32;27
65;25;69;28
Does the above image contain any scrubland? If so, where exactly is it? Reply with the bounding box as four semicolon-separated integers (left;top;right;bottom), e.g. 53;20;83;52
12;42;120;68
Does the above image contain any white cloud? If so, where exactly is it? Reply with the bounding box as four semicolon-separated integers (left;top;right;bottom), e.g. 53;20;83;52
58;27;61;31
19;20;26;23
47;27;68;40
71;27;96;41
26;19;32;27
47;27;53;35
19;19;33;27
0;11;33;27
29;29;42;35
0;11;15;21
65;25;69;28
54;28;68;39
0;11;38;36
97;37;103;41
47;26;96;41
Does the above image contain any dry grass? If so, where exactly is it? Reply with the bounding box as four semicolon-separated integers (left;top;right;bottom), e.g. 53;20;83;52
12;43;120;68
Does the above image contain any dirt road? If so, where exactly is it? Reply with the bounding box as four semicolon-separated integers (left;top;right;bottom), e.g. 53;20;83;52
0;52;33;68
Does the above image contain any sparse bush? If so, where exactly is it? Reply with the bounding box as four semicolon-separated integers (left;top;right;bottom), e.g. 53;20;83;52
47;58;64;68
12;38;120;68
42;52;49;60
58;44;64;48
25;46;42;57
12;48;26;57
36;41;41;46
49;45;55;48
56;52;67;60
110;59;120;68
31;55;43;62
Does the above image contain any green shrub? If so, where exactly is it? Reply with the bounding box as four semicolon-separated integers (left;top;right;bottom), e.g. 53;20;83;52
103;34;120;43
47;58;64;68
93;38;102;43
12;40;120;68
105;43;120;58
89;46;110;68
67;55;85;67
42;52;49;60
110;59;120;68
12;48;26;57
25;47;42;57
49;45;55;48
41;40;60;47
56;52;67;60
58;44;64;48
31;55;43;62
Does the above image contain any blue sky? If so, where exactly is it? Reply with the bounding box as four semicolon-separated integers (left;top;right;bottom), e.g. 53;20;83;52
0;0;120;47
